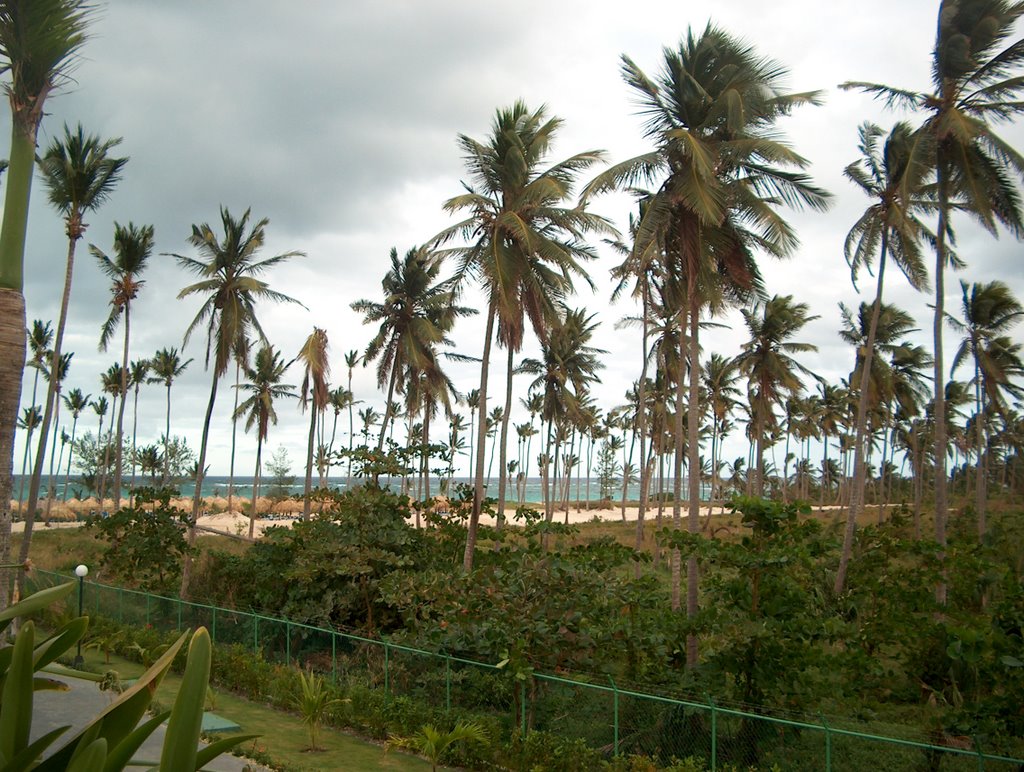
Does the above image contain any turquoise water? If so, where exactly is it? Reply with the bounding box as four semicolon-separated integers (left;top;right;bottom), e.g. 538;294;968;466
14;475;709;504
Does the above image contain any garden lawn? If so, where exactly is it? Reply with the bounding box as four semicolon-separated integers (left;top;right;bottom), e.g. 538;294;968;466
75;647;442;771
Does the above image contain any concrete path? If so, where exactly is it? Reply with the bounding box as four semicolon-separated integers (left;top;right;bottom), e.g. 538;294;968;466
31;675;260;770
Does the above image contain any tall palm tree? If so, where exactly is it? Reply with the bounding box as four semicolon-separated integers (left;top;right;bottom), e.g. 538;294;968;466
583;26;829;664
950;280;1024;534
351;246;472;449
89;395;107;497
433;101;611;571
39;349;70;524
61;386;89;502
97;361;125;505
147;347;193;485
16;319;50;509
358;406;379;446
226;337;251;514
735;295;819;496
22;123;125;552
326;385;352;482
172;206;303;597
15;405;39;514
297;327;329;520
343;349;360;487
835;121;932;593
0;0;95;586
126;358;150;503
93;222;154;510
845;1;1024;602
702;353;741;506
235;343;294;537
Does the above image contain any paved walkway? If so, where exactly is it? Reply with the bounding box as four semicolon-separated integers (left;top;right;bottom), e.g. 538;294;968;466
32;675;260;770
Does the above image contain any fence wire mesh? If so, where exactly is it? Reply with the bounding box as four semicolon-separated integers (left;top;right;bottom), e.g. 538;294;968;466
29;569;1024;771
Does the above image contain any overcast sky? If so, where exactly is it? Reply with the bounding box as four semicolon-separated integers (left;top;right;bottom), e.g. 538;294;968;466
8;0;1024;479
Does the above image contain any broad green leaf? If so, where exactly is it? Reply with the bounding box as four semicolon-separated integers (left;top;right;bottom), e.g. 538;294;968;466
159;628;211;771
65;738;107;772
193;733;260;769
0;622;35;760
0;583;75;635
3;725;68;772
32;617;89;673
102;711;168;772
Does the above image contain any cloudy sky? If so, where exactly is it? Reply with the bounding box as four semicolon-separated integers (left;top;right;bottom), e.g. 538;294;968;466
8;0;1024;480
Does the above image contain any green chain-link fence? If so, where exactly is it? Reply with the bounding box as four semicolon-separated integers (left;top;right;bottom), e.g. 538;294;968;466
31;569;1024;771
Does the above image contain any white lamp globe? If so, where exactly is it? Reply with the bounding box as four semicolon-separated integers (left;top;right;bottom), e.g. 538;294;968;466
74;564;88;578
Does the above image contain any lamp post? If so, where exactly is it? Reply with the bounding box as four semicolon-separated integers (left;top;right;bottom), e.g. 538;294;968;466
74;564;88;667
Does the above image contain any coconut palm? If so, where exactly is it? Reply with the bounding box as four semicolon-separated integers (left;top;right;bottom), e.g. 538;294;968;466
147;347;193;485
326;385;352;482
22;123;126;550
703;353;741;506
352;246;472;449
835;121;933;593
91;222;154;510
97;362;125;505
583;26;829;663
0;0;95;582
172;206;304;596
226;337;251;514
125;358;150;503
735;295;819;496
39;349;71;523
61;386;89;502
297;327;329;520
16;320;50;509
235;344;294;537
343;349;360;487
845;1;1024;598
433;101;611;571
89;396;107;497
950;280;1024;534
15;405;39;514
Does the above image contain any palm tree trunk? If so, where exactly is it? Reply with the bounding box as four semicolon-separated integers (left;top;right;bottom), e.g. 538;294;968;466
685;284;701;668
347;370;354;488
162;383;172;485
671;303;686;614
129;383;140;507
250;434;263;539
63;414;79;503
464;305;495;572
636;284;651;558
228;359;240;513
835;234;888;594
181;367;220;599
933;166;950;605
303;403;316;521
975;360;986;537
111;303;131;510
43;388;61;525
496;346;514;531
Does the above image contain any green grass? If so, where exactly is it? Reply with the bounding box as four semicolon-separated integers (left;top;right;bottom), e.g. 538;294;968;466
75;647;442;771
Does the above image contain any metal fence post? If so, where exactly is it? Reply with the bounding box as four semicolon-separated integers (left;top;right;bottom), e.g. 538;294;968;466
176;598;182;631
610;677;619;757
332;632;337;684
118;587;123;623
445;654;452;713
286;620;291;665
211;606;217;643
974;736;984;772
707;694;717;771
145;594;150;626
383;642;390;701
253;614;258;654
820;713;832;772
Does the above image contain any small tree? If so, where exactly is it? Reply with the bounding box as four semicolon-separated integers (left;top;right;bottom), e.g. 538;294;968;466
595;439;621;501
294;668;346;751
264;445;295;501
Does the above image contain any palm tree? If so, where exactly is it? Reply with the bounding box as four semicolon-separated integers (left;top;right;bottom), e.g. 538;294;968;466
352;246;471;449
147;347;193;485
950;280;1024;534
39;349;71;523
433;101;611;571
226;337;252;514
845;1;1024;601
125;358;150;503
172;206;303;596
89;396;107;497
834;122;932;593
703;353;741;507
0;0;95;584
98;362;125;505
236;344;294;537
16;319;50;509
343;349;360;487
15;405;39;514
583;26;829;664
22;123;125;548
61;387;89;502
297;327;330;520
92;222;154;509
358;406;379;447
326;386;352;483
735;295;819;496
